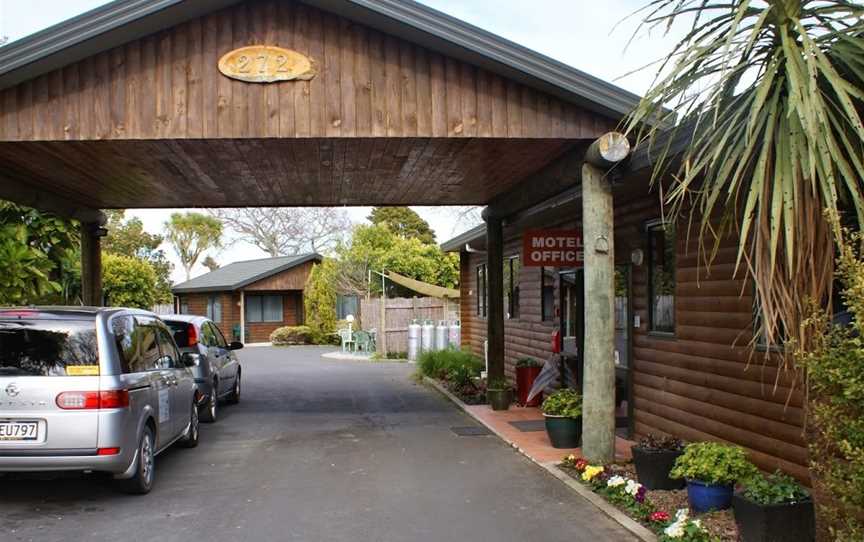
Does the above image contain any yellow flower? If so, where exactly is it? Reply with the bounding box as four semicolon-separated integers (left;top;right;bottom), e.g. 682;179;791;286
566;454;577;462
581;465;604;481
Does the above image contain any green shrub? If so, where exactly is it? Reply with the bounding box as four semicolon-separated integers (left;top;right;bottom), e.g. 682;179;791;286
797;227;864;538
270;326;313;346
515;357;542;368
541;388;582;418
486;377;511;391
417;349;483;383
741;471;809;506
669;442;758;485
304;259;337;340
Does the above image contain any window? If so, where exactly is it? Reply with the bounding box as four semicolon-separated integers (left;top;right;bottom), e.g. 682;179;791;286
541;267;555;321
246;295;283;323
504;256;520;319
336;294;359;320
155;327;180;369
200;321;217;346
476;264;487;317
0;318;98;377
211;323;229;348
206;295;222;323
647;221;676;333
179;302;189;315
117;317;162;374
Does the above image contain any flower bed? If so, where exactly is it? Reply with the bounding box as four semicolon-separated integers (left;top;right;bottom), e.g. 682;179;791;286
560;455;738;541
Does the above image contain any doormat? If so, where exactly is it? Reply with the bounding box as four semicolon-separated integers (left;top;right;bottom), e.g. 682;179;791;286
450;426;492;437
508;420;546;432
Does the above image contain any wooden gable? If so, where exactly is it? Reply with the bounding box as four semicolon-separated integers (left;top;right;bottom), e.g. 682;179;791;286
0;0;615;142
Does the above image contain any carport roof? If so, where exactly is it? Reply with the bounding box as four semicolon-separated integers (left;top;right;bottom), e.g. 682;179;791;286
0;0;641;118
172;253;321;293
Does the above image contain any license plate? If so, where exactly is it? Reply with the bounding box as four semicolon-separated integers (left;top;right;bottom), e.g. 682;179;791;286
0;421;39;441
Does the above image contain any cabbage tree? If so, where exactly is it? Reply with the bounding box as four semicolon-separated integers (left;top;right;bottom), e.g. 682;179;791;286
626;0;864;363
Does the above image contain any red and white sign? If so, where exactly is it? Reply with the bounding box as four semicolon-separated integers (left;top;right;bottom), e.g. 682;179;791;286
522;229;583;267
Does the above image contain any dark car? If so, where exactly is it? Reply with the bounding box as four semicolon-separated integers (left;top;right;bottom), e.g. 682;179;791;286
162;315;242;423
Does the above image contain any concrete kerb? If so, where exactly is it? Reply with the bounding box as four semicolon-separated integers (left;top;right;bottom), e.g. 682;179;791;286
423;376;657;542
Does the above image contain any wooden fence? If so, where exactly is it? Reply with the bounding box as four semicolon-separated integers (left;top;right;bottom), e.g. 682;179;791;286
360;297;459;354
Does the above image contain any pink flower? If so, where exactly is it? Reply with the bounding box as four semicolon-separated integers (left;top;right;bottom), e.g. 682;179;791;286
649;511;670;522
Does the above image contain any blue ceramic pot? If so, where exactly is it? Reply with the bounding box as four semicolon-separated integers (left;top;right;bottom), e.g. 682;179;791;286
687;479;734;513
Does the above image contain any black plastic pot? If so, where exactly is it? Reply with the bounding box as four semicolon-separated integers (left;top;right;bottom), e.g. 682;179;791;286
487;389;512;411
544;415;581;448
630;446;686;490
732;493;815;542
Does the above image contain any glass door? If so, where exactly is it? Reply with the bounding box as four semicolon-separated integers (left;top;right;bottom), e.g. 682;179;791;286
614;265;633;437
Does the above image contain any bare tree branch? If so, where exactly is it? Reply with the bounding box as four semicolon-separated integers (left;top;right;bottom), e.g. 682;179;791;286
209;207;352;256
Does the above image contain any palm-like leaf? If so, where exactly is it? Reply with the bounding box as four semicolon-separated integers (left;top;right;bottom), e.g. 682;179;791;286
625;0;864;364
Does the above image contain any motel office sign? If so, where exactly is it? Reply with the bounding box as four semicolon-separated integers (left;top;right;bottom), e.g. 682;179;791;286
522;229;583;267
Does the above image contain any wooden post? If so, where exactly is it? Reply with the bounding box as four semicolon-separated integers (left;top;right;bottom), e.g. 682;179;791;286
240;290;246;344
379;270;387;356
581;132;630;464
80;222;103;306
483;209;505;381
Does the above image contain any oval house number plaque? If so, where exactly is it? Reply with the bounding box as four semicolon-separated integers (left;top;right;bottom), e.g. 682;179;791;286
218;45;317;83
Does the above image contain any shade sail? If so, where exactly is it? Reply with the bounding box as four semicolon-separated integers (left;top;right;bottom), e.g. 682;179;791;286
386;271;460;299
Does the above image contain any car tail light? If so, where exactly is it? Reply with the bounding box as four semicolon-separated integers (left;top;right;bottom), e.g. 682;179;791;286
187;323;198;346
97;447;121;456
56;390;130;410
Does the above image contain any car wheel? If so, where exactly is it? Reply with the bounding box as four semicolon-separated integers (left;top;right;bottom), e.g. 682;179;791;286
200;380;218;423
227;372;241;404
118;426;155;494
179;402;199;448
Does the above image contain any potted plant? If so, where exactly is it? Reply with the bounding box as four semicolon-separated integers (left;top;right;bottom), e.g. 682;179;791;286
515;357;543;407
631;434;686;490
541;388;582;448
732;471;814;542
669;442;758;513
486;377;513;411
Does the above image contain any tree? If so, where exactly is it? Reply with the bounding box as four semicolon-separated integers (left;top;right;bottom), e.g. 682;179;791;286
165;213;223;281
202;255;220;272
0;200;80;305
626;2;864;537
102;253;158;309
103;210;173;303
335;223;459;297
368;207;436;244
209;207;351;256
304;258;338;341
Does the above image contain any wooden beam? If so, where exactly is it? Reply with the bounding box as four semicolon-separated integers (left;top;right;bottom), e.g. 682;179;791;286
485;144;586;220
580;131;631;464
0;177;105;223
80;222;103;306
483;209;505;381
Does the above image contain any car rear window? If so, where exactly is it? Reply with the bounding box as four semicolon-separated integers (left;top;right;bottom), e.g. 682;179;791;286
0;319;100;376
164;320;191;348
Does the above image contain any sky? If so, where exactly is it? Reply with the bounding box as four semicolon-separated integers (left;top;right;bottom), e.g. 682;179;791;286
0;0;684;283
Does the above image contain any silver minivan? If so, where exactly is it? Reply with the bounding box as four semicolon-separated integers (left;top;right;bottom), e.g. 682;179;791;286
0;307;201;494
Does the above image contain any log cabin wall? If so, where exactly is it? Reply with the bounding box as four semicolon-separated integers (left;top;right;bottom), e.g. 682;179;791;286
456;191;808;481
0;0;614;142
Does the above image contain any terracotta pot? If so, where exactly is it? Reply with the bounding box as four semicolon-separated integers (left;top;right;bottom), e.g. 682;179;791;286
516;365;542;407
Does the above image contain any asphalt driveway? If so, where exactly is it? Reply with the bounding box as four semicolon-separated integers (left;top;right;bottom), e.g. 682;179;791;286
0;346;633;542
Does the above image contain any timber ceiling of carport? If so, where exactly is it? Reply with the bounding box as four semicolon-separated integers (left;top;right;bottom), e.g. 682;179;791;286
0;138;573;207
0;0;629;209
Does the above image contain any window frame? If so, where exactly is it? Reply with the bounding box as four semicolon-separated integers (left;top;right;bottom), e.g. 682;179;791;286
505;256;520;320
246;294;284;323
541;266;555;322
646;219;677;337
206;295;222;324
